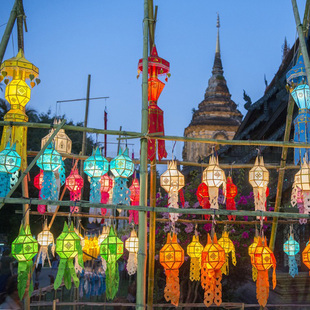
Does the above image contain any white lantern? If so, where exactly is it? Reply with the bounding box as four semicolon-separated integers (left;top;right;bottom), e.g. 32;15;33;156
202;154;226;209
125;230;139;275
37;223;55;267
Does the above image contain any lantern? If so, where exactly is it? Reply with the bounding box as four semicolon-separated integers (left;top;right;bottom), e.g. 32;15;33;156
0;50;39;170
138;45;169;161
187;234;203;281
302;238;310;275
160;161;185;223
129;178;140;224
160;233;184;306
226;176;238;220
196;182;211;220
218;231;236;275
66;168;84;213
110;148;134;206
100;174;113;204
100;226;123;300
203;154;226;210
292;159;310;219
248;236;259;281
252;237;276;307
37;222;55;267
36;143;63;208
34;170;46;214
286;54;310;164
125;229;139;275
201;234;225;307
249;156;269;219
283;235;300;278
84;147;109;223
83;236;99;262
54;222;84;290
11;224;38;299
98;226;110;272
0;142;21;197
41;119;72;155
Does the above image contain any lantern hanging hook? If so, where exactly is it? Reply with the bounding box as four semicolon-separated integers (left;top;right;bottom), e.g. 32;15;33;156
211;209;216;239
230;161;235;177
172;141;177;160
259;211;264;238
194;223;198;236
256;148;261;157
290;224;293;238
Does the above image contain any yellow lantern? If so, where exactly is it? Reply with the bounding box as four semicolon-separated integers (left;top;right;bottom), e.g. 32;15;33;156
249;156;269;218
160;161;185;223
218;231;236;275
125;230;139;275
187;234;203;281
0;49;39;170
203;154;226;209
248;236;259;281
37;222;55;267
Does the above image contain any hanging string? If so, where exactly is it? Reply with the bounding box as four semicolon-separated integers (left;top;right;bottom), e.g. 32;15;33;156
172;141;177;160
211;209;216;238
11;32;15;55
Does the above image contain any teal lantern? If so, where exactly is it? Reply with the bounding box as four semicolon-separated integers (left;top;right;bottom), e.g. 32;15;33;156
11;225;38;299
291;84;310;109
110;148;134;205
0;142;21;196
283;235;300;278
84;148;109;223
36;143;63;202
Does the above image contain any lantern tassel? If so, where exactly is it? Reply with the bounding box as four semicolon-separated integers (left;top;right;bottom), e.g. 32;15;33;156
164;269;180;307
252;266;258;282
105;262;119;300
168;186;179;223
256;270;269;307
40;171;58;201
89;177;102;223
0;172;12;197
294;111;310;165
288;255;298;278
208;187;219;210
17;260;33;300
112;177;131;206
189;257;201;281
221;254;229;275
127;252;138;276
253;187;267;220
226;198;236;221
101;257;107;272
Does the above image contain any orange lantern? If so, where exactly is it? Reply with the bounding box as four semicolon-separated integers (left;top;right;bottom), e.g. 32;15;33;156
252;237;276;307
302;238;310;275
196;182;211;220
201;234;226;307
129;178;140;224
226;176;237;220
159;233;184;306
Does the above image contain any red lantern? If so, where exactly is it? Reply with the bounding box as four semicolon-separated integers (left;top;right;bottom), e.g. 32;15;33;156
34;170;46;214
65;169;84;213
129;178;140;224
196;182;211;220
226;176;237;221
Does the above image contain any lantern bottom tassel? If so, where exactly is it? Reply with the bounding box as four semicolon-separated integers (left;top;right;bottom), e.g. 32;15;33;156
257;270;269;307
127;252;137;276
221;255;229;275
54;259;80;290
17;260;34;300
288;255;298;278
0;172;12;197
164;269;180;306
201;268;222;307
105;262;119;300
112;177;131;205
252;266;258;282
189;258;201;281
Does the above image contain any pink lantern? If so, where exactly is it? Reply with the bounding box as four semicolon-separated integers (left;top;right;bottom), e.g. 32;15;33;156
100;174;113;217
129;178;140;224
65;169;84;213
34;170;46;214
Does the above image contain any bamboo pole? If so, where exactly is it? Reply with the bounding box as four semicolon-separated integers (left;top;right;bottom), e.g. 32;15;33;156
0;120;66;210
136;0;149;307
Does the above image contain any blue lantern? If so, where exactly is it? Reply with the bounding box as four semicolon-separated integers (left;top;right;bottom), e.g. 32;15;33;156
36;143;63;202
110;148;134;205
84;148;109;223
0;143;21;196
283;235;300;278
286;54;310;164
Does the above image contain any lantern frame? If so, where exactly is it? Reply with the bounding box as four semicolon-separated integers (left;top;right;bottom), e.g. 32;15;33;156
160;161;185;193
110;148;134;178
36;143;62;172
125;230;139;254
84;147;109;178
0;143;21;174
249;156;269;189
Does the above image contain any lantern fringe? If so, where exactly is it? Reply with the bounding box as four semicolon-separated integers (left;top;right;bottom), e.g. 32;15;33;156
101;257;107;272
17;260;34;300
208;187;220;210
105;262;119;300
0;172;12;197
168;186;179;223
164;269;180;307
129;210;139;225
253;187;267;219
292;184;309;224
127;252;137;276
288;255;298;278
101;191;109;204
189;257;201;281
89;177;101;223
221;255;229;275
294;111;310;165
55;259;80;290
257;270;269;307
36;247;51;268
70;191;81;213
252;266;258;282
226;198;236;221
201;269;222;307
112;177;131;206
40;171;58;201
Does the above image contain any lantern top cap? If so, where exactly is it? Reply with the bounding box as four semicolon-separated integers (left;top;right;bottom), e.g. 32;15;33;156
0;49;39;79
286;54;307;85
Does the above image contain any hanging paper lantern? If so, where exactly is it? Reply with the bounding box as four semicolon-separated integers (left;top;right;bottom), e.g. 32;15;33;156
248;236;259;281
302;238;310;275
160;161;185;223
252;236;276;307
37;222;55;267
34;170;46;214
65;168;84;213
249;156;269;219
54;222;84;290
83;236;100;262
125;230;139;275
226;176;237;221
84;147;109;223
100;174;113;204
160;232;184;306
203;154;226;210
110;148;134;206
218;231;236;275
196;182;211;220
0;50;39;170
41;119;72;155
286;54;310;164
283;235;300;278
11;224;38;299
201;234;225;307
291;159;310;221
129;178;140;224
187;234;203;281
100;226;123;300
36;143;63;207
138;45;169;161
0;142;21;197
98;226;110;272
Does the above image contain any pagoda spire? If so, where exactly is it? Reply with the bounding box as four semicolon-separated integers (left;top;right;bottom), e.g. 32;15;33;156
212;13;223;76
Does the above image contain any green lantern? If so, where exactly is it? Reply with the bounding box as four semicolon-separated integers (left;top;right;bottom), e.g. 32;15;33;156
100;226;123;300
54;222;84;290
11;225;38;299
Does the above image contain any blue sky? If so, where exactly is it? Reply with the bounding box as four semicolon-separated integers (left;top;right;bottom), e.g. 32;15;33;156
0;0;307;160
